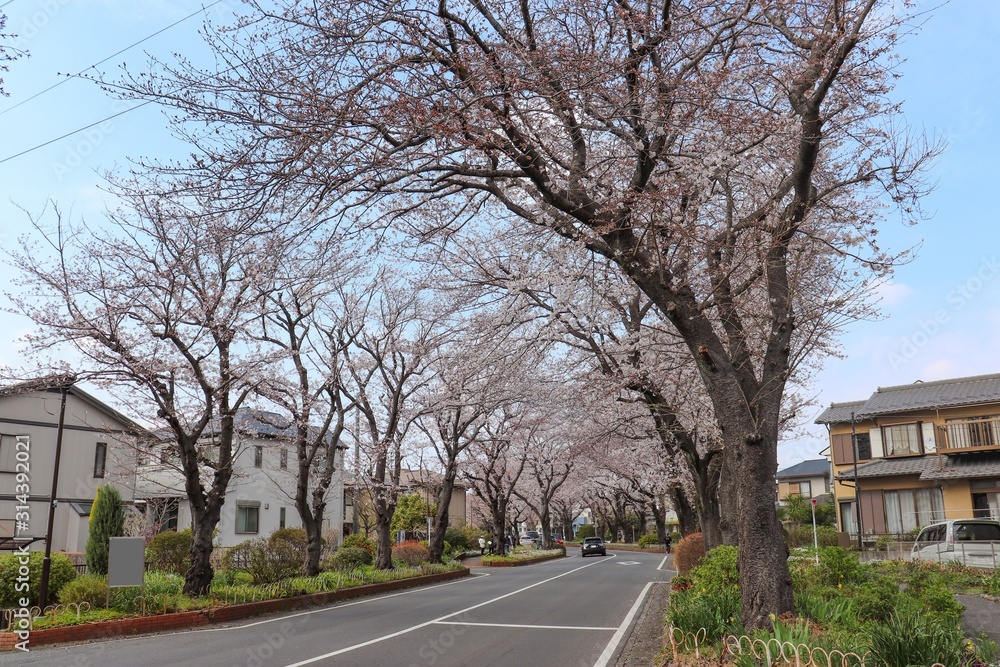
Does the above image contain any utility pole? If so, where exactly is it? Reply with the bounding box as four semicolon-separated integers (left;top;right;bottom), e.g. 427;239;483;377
39;380;72;609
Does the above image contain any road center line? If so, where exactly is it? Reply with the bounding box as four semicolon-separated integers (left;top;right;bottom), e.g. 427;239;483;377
282;554;618;667
593;581;655;667
431;621;617;631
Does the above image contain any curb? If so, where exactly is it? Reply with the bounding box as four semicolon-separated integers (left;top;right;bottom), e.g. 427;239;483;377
479;553;565;567
1;568;470;651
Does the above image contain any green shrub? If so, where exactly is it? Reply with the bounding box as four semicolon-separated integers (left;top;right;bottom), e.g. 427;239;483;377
575;525;596;539
59;574;109;608
689;545;739;590
325;546;374;571
637;533;659;548
342;533;376;554
0;552;77;607
865;610;964;667
853;576;902;624
668;586;741;640
817;546;865;587
85;485;126;576
269;527;309;551
222;537;301;584
142;571;185;597
984;570;1000;597
444;527;469;551
146;529;192;576
794;587;856;629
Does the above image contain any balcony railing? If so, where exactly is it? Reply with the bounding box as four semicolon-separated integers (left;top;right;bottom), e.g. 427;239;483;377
940;417;1000;453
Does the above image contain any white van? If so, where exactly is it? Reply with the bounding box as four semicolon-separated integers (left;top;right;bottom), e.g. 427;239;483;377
910;519;1000;568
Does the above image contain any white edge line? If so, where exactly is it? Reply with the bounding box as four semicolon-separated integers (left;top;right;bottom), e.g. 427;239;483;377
593;581;655;667
431;621;617;631
282;553;617;667
657;556;668;571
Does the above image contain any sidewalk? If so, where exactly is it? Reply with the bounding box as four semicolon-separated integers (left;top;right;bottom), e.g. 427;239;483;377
957;594;1000;643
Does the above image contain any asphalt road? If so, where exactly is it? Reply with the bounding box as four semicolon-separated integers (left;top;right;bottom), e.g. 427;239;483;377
3;550;673;667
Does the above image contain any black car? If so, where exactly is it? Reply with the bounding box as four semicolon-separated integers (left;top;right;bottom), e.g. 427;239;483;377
581;537;606;557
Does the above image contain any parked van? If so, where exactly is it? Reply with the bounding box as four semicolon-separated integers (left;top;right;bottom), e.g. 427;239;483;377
910;519;1000;568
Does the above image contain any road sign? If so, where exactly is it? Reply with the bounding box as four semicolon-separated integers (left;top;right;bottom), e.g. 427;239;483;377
811;497;818;507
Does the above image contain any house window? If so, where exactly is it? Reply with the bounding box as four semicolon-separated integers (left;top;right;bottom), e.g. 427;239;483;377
0;433;18;471
882;424;922;456
94;442;107;478
236;502;260;533
884;488;944;534
254;446;263;468
839;501;856;534
854;433;872;461
788;481;811;497
279;507;286;529
280;448;288;470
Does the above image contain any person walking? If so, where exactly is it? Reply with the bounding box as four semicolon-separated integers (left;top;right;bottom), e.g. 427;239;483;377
664;533;672;555
478;536;486;555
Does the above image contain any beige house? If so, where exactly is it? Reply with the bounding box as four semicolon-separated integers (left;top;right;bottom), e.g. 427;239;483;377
345;468;467;538
775;458;832;503
816;373;1000;541
0;377;144;553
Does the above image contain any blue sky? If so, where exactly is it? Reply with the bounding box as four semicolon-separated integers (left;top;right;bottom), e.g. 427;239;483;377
0;1;998;468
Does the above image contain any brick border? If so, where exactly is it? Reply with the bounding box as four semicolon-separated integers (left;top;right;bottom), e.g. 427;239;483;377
0;568;470;651
479;552;565;567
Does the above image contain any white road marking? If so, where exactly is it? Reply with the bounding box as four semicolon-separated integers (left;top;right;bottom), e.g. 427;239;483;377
282;553;618;666
431;621;617;631
657;556;675;572
592;581;655;667
616;561;640;565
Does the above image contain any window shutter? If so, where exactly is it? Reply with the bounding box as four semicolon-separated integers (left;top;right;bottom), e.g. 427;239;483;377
869;428;884;458
921;422;937;453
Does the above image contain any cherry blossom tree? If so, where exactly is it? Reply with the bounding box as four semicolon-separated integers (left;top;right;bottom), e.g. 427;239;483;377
101;0;940;627
9;189;288;595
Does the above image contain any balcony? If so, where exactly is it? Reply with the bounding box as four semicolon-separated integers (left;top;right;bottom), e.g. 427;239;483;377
939;417;1000;453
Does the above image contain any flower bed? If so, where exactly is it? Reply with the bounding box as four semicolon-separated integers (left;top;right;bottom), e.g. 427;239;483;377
480;548;565;567
665;545;999;667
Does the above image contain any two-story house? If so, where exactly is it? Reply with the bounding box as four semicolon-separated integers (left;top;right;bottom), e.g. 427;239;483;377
0;377;145;553
776;458;832;504
136;408;347;548
816;373;1000;540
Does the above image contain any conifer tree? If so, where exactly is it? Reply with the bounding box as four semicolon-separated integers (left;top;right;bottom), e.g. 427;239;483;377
86;485;125;576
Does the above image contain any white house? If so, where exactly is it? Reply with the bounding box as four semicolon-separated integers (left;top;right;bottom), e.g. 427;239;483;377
0;377;144;553
136;408;347;548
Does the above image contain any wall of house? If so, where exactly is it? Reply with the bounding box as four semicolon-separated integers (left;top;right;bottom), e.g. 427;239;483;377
0;390;139;553
940;479;976;520
777;475;829;500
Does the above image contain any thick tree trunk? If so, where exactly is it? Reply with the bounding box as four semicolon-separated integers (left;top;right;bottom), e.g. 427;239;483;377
539;507;552;549
695;452;724;549
718;445;740;546
428;474;456;563
650;500;667;543
374;511;394;570
183;504;220;596
670;487;699;536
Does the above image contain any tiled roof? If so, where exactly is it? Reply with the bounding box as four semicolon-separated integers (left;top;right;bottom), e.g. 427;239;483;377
835;453;1000;481
776;459;830;479
835;456;940;480
858;373;1000;417
919;453;1000;480
814;401;867;425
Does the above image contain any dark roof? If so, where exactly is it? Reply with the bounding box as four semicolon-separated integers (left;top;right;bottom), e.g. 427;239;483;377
776;459;830;479
858;374;1000;417
815;401;867;425
835;452;1000;481
835;456;939;480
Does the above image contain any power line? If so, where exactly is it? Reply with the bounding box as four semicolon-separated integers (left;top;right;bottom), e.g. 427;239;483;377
0;0;224;117
0;102;149;164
